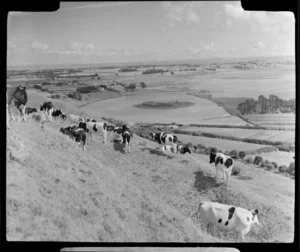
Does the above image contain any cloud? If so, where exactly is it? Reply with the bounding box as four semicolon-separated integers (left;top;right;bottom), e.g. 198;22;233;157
162;1;202;29
59;2;133;11
224;2;294;33
30;41;49;51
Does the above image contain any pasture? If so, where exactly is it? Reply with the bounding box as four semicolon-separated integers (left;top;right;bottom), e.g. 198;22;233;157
246;113;295;129
81;91;246;125
175;134;270;152
181;126;295;143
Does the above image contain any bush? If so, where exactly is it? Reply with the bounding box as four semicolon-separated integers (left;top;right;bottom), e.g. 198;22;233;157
229;149;239;159
239;151;246;159
246;157;253;164
278;165;289;173
77;86;98;93
271;161;278;169
50;94;60;99
253;156;263;165
231;166;240;176
260;160;267;168
33;84;42;89
265;163;275;171
288;162;295;174
139;82;147;88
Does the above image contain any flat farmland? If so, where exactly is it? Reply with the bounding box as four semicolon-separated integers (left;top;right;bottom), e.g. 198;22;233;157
176;134;269;151
181;126;295;143
81;91;246;125
246;113;295;129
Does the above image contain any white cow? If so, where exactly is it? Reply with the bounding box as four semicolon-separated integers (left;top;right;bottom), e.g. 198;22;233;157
191;201;262;242
69;114;85;123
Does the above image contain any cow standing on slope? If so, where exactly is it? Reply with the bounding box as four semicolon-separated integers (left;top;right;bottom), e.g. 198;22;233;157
40;101;54;122
191;201;262;242
7;85;28;129
150;132;178;156
209;147;234;185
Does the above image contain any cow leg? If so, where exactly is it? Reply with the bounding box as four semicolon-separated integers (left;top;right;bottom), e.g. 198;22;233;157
238;230;245;242
8;105;15;121
21;105;27;121
172;143;177;157
102;129;107;144
223;169;226;181
215;165;219;178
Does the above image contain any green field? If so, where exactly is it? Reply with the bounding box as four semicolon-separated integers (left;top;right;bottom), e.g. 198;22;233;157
246;113;295;128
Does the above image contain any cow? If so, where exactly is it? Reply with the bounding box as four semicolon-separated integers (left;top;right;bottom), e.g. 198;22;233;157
150;132;178;156
40;101;54;122
176;144;192;154
82;121;109;144
78;122;90;133
25;107;37;115
69;114;85;123
59;126;86;151
191;201;262;242
86;117;97;123
209;147;234;185
52;109;67;120
120;125;133;153
7;85;28;128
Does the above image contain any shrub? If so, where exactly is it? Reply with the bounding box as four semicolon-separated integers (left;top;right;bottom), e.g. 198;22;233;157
50;94;60;99
288;162;295;174
260;160;267;168
278;165;289;173
229;149;239;159
77;86;98;93
238;151;246;159
265;163;275;171
271;161;278;169
231;166;240;176
253;156;263;165
246;157;253;164
33;84;42;89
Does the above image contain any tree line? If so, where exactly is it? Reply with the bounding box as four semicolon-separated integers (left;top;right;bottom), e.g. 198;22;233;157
237;95;295;115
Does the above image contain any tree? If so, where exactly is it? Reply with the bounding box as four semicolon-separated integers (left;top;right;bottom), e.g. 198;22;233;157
139;82;147;88
258;95;268;113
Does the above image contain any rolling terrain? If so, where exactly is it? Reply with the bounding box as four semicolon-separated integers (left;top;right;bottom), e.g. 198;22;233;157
6;90;294;242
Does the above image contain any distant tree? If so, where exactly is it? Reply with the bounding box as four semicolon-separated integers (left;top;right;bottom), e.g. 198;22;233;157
139;82;147;88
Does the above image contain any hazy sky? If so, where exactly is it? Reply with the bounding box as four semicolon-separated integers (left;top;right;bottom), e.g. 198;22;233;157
7;1;295;66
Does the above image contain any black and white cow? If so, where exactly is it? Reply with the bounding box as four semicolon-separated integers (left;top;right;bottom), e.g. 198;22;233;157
25;107;37;115
209;147;234;184
52;109;67;120
60;126;86;151
40;101;54;122
150;132;178;156
86;117;97;123
176;144;192;154
7;85;28;128
120;125;133;153
82;121;109;143
191;201;262;242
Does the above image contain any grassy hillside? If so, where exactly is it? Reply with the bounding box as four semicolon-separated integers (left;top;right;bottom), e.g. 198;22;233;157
6;91;294;242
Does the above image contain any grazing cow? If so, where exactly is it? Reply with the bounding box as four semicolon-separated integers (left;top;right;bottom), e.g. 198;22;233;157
78;122;90;133
120;125;133;153
69;114;84;123
84;121;109;144
210;147;234;184
40;101;54;122
25;107;37;115
60;126;86;151
52;109;66;120
7;85;28;128
86;117;97;122
191;201;262;242
176;144;192;154
150;132;178;156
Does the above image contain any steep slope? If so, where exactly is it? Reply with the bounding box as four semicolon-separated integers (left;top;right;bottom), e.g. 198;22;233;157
6;90;294;242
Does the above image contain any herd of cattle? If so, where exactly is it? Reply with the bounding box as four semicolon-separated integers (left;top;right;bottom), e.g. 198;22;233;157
6;85;263;242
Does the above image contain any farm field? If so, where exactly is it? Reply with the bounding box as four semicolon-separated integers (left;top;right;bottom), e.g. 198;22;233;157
181;126;295;143
176;134;270;151
81;91;247;125
246;113;295;129
245;151;295;167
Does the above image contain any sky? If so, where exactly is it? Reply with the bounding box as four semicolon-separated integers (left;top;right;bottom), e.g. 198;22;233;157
7;1;295;67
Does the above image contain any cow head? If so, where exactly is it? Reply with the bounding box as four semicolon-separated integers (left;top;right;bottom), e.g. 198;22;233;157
209;147;217;163
150;132;156;140
252;209;262;226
